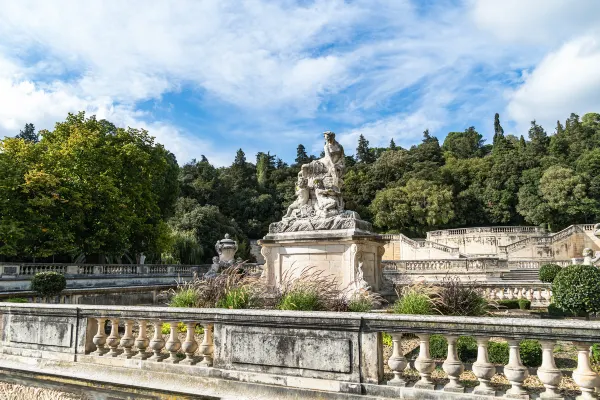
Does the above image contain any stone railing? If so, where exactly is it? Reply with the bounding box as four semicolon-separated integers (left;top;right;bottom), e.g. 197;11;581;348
1;303;600;399
427;226;545;238
383;258;506;272
380;234;460;256
507;260;572;269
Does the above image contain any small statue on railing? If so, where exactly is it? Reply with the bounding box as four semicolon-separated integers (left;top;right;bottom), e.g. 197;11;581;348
581;248;600;266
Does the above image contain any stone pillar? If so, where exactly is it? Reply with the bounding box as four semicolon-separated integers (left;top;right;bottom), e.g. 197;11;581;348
164;321;182;363
148;320;166;361
106;318;120;357
442;335;464;392
120;320;136;359
472;337;496;396
387;333;407;387
92;318;108;356
504;339;529;399
180;322;199;365
199;323;214;367
537;341;563;399
413;334;435;390
573;342;600;400
133;320;150;360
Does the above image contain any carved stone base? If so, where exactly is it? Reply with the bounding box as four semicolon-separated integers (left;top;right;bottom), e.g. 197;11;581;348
258;229;385;292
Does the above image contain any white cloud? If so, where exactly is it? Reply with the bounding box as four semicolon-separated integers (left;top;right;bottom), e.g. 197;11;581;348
507;36;600;133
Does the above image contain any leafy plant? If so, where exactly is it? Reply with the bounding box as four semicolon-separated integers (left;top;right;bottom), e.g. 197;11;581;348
519;340;542;367
552;265;600;318
518;299;531;310
433;277;489;316
348;295;373;312
168;287;199;308
30;271;66;297
497;299;520;309
278;288;321;311
392;282;438;315
539;264;562;283
216;287;249;309
4;297;28;303
419;335;477;362
161;322;203;335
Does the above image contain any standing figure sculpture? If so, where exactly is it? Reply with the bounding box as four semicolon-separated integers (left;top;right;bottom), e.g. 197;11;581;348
269;131;372;234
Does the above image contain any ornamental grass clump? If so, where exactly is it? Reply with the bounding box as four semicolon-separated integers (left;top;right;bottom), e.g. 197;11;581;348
392;282;438;315
433;276;490;316
30;271;67;297
275;267;348;312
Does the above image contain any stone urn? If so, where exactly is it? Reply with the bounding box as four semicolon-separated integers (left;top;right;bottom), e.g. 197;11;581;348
215;233;238;263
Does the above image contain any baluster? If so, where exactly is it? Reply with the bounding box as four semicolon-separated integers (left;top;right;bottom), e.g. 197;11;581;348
92;317;109;355
148;320;166;361
534;288;542;302
199;323;214;367
573;342;600;400
526;288;534;301
543;289;551;302
517;288;524;300
164;321;182;363
498;288;505;300
537;341;563;399
442;335;464;392
387;333;407;387
119;320;136;358
106;318;121;357
507;288;514;300
180;322;199;365
472;337;496;396
504;339;529;398
133;320;150;360
414;334;435;390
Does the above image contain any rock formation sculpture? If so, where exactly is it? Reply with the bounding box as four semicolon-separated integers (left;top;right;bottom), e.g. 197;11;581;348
269;131;372;233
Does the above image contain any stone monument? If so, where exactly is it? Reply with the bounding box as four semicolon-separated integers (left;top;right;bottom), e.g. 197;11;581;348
259;131;385;292
205;234;239;278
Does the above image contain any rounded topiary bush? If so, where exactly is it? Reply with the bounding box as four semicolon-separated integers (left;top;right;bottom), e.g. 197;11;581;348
30;271;66;297
539;264;562;283
552;265;600;318
519;340;542;367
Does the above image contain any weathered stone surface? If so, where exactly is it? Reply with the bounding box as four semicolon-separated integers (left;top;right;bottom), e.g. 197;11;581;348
8;315;73;348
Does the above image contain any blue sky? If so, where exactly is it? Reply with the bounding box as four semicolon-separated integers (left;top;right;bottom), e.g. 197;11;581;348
1;0;600;165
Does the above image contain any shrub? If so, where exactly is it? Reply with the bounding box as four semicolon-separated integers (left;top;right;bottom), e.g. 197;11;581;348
497;299;520;309
591;344;600;365
429;334;447;358
382;333;392;347
278;288;321;311
434;277;489;316
518;299;531;310
4;298;28;303
519;340;542;367
552;265;600;318
393;293;434;315
161;322;203;335
539;264;562;283
547;303;588;317
424;335;478;362
216;287;249;309
30;271;66;297
488;342;509;365
348;295;373;312
168;287;199;308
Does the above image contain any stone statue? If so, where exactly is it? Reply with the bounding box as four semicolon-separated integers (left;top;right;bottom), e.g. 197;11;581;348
215;233;238;263
582;248;600;266
269;131;372;234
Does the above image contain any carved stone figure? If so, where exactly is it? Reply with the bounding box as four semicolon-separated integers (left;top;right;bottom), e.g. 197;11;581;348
268;131;372;234
582;248;600;266
215;233;238;263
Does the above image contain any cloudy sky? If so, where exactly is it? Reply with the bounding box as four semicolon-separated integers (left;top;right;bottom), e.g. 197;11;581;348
1;0;599;165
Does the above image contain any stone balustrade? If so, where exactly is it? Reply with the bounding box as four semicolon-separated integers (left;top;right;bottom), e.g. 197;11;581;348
383;258;507;272
427;226;545;238
2;303;599;399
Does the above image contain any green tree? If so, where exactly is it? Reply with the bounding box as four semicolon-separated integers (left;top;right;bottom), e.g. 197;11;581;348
356;134;375;163
16;123;38;143
295;144;309;165
442;127;484;159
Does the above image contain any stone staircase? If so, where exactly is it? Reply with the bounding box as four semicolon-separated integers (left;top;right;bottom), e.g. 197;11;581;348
501;269;540;281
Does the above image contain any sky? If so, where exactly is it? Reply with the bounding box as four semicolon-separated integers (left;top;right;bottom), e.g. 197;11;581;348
1;0;600;166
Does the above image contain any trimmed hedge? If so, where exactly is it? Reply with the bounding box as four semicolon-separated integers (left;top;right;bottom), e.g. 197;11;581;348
552;265;600;316
30;271;66;297
428;335;541;366
547;303;588;317
518;299;531;310
497;299;520;309
539;264;562;283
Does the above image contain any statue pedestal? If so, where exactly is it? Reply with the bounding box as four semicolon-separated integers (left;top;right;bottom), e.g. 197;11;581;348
258;229;385;292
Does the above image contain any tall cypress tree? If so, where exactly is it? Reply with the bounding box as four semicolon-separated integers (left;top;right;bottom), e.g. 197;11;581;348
389;138;397;150
356;134;374;163
493;113;504;146
295;144;308;165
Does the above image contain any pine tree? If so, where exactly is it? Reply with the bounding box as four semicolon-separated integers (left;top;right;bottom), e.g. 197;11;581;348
233;149;246;167
527;120;549;157
295;144;308;165
200;155;209;163
493;113;504;146
389;138;397;150
356;134;374;163
16;123;38;143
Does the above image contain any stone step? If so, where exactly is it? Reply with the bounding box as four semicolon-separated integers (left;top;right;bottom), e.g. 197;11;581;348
501;269;540;281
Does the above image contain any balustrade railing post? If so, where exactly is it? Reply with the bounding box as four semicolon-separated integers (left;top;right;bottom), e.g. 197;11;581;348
537;340;563;399
504;339;529;398
387;333;407;387
92;317;109;356
106;318;121;357
573;342;600;400
133;320;150;360
164;321;182;363
472;337;496;396
414;334;435;390
148;320;166;361
199;323;214;367
180;322;199;365
120;320;136;359
442;335;464;392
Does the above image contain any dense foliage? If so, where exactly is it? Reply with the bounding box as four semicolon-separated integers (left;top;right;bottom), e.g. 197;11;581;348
3;111;600;262
30;271;67;297
552;265;600;317
539;264;563;283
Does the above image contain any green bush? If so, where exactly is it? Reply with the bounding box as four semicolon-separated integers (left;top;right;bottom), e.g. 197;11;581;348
423;335;478;362
518;299;531;310
429;334;447;358
497;299;520;309
216;287;249;309
591;344;600;365
168;288;199;308
30;271;66;297
278;288;321;311
382;332;392;347
519;340;542;367
552;265;600;317
348;296;373;312
4;297;28;303
539;264;562;283
161;322;203;335
393;293;434;315
547;303;588;317
488;342;509;364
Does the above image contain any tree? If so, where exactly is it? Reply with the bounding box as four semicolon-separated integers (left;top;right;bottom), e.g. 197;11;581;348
295;144;309;165
356;134;375;163
553;265;600;318
233;149;246;167
442;127;484;159
16;123;38;143
527;121;549;158
389;138;397;150
493;113;504;146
